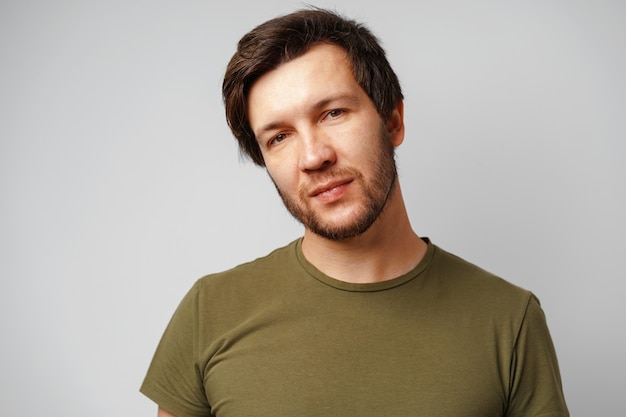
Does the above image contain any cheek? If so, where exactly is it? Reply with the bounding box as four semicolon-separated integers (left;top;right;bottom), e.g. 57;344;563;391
349;133;382;163
266;163;297;192
345;122;382;149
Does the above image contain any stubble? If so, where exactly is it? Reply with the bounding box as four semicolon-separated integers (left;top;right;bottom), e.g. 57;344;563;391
270;125;397;241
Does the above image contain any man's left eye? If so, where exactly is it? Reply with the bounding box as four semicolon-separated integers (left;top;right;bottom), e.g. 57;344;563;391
326;109;344;119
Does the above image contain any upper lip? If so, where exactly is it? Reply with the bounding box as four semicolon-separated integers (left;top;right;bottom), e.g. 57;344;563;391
309;179;353;197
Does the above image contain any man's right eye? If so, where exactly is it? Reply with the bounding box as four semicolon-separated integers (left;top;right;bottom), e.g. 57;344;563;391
269;133;287;146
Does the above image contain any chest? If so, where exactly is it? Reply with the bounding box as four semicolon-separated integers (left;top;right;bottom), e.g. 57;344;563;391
201;295;512;417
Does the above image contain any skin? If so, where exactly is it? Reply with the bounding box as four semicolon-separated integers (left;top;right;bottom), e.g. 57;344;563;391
157;407;176;417
154;43;428;417
248;43;426;283
270;102;398;242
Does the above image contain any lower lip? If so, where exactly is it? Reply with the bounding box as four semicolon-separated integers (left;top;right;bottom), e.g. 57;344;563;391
314;182;351;204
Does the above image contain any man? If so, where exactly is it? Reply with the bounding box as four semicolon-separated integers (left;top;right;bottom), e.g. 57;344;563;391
141;8;568;417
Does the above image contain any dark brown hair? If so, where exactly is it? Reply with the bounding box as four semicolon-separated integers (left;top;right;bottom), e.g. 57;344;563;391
222;7;403;166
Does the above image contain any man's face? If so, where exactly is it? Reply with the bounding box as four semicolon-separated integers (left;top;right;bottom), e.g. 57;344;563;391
247;43;403;240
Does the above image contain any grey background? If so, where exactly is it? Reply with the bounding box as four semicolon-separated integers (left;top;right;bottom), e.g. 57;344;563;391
1;0;624;415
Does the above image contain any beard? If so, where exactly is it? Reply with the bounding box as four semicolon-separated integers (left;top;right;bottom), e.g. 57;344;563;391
270;125;398;241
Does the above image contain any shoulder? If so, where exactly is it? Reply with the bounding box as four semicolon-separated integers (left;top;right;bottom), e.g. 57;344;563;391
186;239;301;308
432;245;528;292
428;244;535;316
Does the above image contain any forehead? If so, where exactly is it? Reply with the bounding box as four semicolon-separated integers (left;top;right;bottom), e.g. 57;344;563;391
259;42;354;87
247;44;366;130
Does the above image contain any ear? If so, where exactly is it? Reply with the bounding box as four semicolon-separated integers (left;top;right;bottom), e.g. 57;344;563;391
387;100;405;147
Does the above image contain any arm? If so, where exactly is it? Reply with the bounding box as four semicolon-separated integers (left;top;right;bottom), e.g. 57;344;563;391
141;281;212;415
157;406;178;417
506;295;569;416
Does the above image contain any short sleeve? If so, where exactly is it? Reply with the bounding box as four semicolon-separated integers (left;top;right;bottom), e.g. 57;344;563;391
140;280;213;417
506;294;569;417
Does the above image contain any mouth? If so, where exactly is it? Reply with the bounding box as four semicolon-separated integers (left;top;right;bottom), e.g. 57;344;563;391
309;179;353;203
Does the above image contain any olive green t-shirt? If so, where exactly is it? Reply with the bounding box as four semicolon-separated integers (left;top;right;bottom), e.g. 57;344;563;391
141;239;568;417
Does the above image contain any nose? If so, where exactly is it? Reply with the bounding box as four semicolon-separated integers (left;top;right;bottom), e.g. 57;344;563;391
298;129;337;172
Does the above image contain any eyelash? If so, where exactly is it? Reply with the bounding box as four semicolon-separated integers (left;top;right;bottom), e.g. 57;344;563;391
266;109;346;147
269;133;288;146
324;109;345;120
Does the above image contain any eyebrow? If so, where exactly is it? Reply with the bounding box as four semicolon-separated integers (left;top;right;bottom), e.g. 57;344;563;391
254;94;360;140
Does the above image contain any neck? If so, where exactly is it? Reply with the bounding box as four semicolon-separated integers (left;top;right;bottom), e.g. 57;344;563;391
301;184;427;284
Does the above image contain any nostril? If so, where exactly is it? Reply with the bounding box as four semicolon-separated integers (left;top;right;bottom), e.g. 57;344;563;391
304;159;333;173
301;151;336;171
